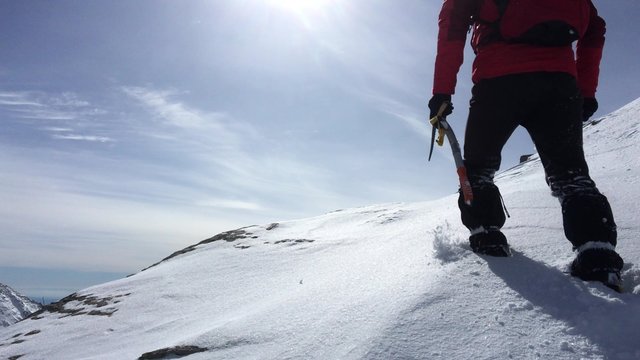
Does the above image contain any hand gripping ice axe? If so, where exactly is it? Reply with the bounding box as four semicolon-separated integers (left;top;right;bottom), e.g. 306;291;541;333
428;102;474;205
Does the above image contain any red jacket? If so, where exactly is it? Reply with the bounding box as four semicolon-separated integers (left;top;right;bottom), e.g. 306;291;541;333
433;0;605;98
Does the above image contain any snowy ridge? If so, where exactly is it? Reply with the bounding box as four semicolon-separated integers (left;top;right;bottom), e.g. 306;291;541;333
0;283;41;328
1;98;640;359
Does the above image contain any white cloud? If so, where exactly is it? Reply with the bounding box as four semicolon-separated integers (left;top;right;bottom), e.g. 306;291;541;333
121;85;372;214
196;198;264;211
13;108;80;120
41;126;73;132
49;92;91;107
1;90;116;144
1;90;102;122
122;86;229;130
0;97;44;107
358;90;430;138
52;134;116;142
121;85;268;179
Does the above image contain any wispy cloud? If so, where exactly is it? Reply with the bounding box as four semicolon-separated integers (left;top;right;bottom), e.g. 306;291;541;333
52;134;115;143
48;92;91;107
0;92;44;107
121;85;362;212
122;86;230;131
121;85;259;166
358;90;430;138
40;126;74;132
1;91;80;119
1;90;113;142
196;198;264;211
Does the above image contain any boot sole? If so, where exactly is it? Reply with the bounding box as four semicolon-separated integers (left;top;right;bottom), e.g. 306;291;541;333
472;244;512;257
570;270;624;293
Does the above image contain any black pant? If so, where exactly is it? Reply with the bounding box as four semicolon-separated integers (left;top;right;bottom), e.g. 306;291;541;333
459;72;617;248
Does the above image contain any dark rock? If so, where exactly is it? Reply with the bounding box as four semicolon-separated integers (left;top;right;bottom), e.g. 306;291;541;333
273;239;315;245
266;223;279;230
140;227;256;272
138;345;207;359
27;293;124;319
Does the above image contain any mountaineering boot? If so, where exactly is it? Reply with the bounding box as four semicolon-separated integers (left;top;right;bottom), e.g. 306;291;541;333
469;229;511;257
570;242;624;292
458;183;510;257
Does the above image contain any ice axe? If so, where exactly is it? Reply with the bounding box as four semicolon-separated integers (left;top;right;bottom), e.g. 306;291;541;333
428;102;474;205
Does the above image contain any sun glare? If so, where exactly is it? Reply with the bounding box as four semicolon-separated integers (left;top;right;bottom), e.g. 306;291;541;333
268;0;334;13
265;0;337;27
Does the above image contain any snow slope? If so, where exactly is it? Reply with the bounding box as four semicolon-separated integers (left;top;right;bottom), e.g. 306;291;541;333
0;283;41;328
1;98;640;360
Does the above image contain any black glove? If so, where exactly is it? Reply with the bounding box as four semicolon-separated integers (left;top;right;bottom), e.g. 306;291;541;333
582;97;598;122
428;94;453;121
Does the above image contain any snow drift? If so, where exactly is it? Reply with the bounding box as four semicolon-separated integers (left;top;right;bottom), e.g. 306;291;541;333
1;99;640;360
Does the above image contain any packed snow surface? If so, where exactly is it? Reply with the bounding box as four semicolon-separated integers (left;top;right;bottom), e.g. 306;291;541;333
2;99;640;359
0;283;40;327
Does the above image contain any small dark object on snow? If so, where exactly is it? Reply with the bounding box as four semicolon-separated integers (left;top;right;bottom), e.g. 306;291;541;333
138;345;207;359
519;154;534;163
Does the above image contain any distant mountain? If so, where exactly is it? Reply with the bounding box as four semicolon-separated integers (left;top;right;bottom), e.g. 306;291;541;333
0;283;41;327
1;98;640;359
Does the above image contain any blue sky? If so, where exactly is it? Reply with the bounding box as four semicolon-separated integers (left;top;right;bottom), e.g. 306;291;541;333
1;0;639;300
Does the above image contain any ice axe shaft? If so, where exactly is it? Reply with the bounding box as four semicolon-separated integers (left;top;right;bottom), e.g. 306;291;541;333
428;102;474;205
